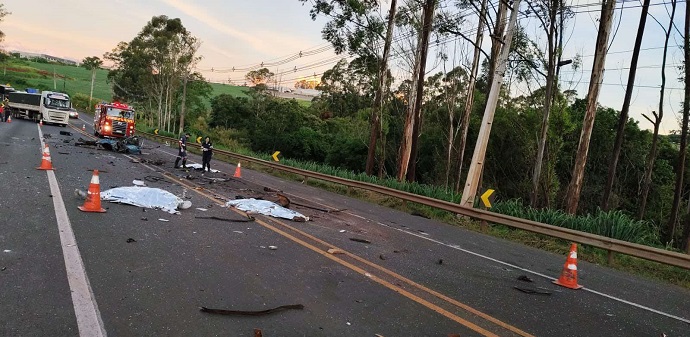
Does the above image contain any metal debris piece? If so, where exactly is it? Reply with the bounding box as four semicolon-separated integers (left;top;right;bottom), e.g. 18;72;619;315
517;275;534;283
75;138;97;147
199;304;304;316
126;238;137;243
513;286;552;295
158;219;170;222
349;238;371;244
195;216;255;223
268;246;278;250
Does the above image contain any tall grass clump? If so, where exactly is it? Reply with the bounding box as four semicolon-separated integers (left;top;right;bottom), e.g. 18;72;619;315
491;199;661;246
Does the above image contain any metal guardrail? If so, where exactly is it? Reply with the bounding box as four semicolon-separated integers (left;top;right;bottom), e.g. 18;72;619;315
141;131;690;270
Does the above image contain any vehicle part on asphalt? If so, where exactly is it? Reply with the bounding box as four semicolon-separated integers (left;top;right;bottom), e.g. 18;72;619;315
513;286;552;296
195;216;255;223
349;238;371;244
199;304;304;316
517;275;534;283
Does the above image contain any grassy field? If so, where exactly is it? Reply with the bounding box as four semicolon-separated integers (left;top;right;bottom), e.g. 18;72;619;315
0;58;258;105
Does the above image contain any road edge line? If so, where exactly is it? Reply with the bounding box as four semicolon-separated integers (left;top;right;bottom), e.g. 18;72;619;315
38;124;107;336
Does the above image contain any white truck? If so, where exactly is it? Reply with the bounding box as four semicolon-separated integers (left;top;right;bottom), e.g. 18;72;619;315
8;91;71;126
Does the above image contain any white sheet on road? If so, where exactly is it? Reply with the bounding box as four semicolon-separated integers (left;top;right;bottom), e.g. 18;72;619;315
184;163;220;173
101;186;189;214
226;198;309;221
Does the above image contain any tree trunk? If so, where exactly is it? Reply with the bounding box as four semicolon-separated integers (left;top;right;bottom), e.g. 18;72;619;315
602;0;651;210
455;0;488;193
669;0;690;245
178;74;188;134
564;0;617;214
405;0;436;182
486;0;508;90
366;0;397;176
639;0;675;220
398;0;436;181
530;1;558;208
460;0;521;207
89;69;95;109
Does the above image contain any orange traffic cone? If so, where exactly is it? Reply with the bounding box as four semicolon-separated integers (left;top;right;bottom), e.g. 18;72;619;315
6;115;11;123
36;144;54;170
234;162;242;178
553;243;583;289
78;170;106;213
82;124;86;131
39;119;42;126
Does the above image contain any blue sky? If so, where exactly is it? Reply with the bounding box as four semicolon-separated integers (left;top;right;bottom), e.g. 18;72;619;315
2;0;686;133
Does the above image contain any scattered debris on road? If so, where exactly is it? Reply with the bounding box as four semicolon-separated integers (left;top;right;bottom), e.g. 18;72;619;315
126;238;137;243
199;304;304;316
226;198;309;222
184;163;220;173
195;215;255;223
274;192;345;213
132;179;146;186
327;248;344;255
517;275;534;283
349;238;371;244
158;219;170;222
196;208;208;211
437;259;443;265
513;286;552;295
96;136;142;154
268;246;278;250
59;131;72;136
101;186;191;214
379;254;386;260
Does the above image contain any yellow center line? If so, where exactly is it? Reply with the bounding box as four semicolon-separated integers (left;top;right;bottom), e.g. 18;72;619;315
153;169;531;337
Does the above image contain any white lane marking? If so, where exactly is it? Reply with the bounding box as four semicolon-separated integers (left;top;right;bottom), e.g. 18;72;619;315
38;125;107;336
369;219;690;325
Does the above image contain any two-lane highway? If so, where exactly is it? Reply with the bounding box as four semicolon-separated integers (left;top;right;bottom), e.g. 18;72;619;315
1;116;689;336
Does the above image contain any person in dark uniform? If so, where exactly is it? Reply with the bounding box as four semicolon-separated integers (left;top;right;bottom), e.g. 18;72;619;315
174;132;190;169
1;98;8;122
201;136;213;172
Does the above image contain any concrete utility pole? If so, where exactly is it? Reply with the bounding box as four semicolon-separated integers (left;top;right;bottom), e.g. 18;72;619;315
564;0;617;214
460;0;522;208
53;67;57;90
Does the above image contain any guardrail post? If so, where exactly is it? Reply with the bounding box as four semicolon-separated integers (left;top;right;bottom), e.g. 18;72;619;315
480;219;488;233
607;250;614;265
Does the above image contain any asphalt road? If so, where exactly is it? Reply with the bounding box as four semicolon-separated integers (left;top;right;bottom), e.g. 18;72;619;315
1;115;689;336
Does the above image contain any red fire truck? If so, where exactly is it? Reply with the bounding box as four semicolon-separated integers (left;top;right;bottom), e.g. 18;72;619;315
93;102;136;138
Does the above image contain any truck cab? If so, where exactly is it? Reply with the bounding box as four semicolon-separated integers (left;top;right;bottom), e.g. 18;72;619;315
7;90;71;126
94;102;135;138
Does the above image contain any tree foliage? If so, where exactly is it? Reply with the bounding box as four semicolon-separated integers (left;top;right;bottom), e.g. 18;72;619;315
105;15;205;132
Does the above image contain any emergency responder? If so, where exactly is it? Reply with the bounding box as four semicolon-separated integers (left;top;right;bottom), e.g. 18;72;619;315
174;132;191;169
3;97;9;122
201;136;213;172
